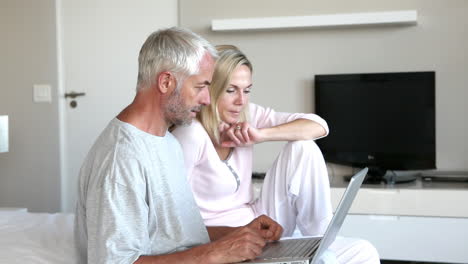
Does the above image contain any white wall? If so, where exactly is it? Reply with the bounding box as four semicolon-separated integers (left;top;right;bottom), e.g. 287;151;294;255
0;0;178;212
2;0;467;212
0;0;61;212
180;0;468;174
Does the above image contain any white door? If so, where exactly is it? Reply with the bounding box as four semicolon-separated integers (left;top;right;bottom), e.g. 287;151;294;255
57;0;178;212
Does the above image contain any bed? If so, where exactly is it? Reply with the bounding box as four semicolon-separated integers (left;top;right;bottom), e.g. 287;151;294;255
0;210;76;263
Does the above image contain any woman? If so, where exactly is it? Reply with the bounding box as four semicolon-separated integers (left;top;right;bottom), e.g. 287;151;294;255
172;45;379;263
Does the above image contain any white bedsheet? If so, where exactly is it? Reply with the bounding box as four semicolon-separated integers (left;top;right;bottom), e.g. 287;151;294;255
0;211;76;263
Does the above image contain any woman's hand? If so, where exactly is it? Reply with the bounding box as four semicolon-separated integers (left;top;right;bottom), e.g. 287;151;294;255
219;122;264;147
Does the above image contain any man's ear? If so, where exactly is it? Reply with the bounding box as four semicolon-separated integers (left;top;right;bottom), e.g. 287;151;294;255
157;72;174;94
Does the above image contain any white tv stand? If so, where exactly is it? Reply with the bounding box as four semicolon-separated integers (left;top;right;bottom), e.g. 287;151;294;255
330;177;468;263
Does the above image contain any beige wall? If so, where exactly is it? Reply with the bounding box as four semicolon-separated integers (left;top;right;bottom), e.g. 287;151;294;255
1;0;467;212
0;0;177;213
0;0;61;212
180;0;468;173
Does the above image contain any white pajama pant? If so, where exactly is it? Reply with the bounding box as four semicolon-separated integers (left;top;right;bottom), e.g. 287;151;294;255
252;140;380;264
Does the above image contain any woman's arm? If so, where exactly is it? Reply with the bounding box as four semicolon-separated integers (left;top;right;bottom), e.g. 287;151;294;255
259;118;326;142
221;103;328;147
221;118;326;147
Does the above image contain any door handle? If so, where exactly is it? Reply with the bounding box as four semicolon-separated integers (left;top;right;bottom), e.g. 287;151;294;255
64;92;86;99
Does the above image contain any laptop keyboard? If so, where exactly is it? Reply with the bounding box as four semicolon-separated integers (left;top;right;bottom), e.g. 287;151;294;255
260;238;321;259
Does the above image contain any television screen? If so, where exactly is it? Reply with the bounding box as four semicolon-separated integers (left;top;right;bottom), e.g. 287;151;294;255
315;71;436;182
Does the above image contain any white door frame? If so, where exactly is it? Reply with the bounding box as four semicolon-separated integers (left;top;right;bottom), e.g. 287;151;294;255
55;0;178;212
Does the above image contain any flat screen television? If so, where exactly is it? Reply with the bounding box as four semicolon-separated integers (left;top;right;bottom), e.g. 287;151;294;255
315;71;436;183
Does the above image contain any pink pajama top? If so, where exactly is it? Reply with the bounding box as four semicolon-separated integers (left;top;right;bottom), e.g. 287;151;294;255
171;103;329;227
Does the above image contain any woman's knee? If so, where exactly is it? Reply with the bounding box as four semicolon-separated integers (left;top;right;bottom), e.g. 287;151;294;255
278;140;328;192
332;238;381;264
345;239;381;264
284;140;322;156
355;240;380;263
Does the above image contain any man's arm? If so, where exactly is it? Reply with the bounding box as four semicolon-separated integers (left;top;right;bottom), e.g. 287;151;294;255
135;215;283;264
135;225;265;264
134;244;219;264
206;226;237;241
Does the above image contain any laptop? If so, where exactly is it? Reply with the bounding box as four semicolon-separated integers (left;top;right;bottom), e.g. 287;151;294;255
242;167;369;264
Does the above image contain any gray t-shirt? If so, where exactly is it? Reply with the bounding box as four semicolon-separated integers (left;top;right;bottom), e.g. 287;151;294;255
74;118;209;264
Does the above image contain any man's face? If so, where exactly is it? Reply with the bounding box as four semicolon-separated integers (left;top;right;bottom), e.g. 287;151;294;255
165;52;214;126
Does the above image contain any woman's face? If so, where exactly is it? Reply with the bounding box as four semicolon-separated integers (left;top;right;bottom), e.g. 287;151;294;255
217;64;252;124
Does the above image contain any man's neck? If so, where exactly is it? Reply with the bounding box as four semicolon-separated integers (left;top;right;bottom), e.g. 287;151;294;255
117;91;169;137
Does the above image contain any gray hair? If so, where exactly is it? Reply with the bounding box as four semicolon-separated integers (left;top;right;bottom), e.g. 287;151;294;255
136;27;217;91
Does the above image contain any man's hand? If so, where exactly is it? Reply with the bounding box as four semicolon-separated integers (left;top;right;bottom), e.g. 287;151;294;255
246;215;283;242
219;122;264;147
136;225;265;264
203;216;282;263
204;225;267;263
136;216;283;264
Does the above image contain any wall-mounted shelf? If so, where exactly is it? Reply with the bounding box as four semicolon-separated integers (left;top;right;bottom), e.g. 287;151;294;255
211;10;417;31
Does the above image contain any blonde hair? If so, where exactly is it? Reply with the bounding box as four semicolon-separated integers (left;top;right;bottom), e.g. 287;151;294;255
198;45;253;145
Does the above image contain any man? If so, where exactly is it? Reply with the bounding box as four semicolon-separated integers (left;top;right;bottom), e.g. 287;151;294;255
74;27;283;264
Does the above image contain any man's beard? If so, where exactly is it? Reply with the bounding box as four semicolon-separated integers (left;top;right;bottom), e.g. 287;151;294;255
165;89;200;126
